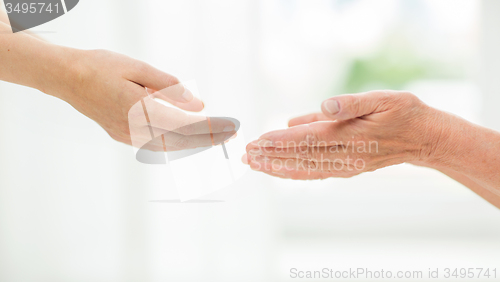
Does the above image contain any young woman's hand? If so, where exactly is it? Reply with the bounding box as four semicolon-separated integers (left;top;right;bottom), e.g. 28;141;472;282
51;48;236;151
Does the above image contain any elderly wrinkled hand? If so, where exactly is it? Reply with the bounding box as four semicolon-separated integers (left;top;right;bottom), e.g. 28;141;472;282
243;91;445;180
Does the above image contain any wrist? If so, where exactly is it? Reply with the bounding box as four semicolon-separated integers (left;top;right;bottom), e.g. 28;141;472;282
419;107;470;170
411;106;453;169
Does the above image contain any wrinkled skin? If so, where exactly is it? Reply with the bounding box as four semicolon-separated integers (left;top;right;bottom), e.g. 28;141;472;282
242;90;500;209
243;91;448;180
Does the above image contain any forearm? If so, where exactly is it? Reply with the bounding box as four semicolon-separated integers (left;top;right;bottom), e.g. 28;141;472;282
425;109;500;201
0;6;45;40
0;6;9;25
0;21;76;98
435;166;500;208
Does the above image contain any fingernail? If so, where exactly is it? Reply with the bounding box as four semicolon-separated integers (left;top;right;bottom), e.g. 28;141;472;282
223;125;235;132
181;89;194;102
324;100;340;114
248;149;262;156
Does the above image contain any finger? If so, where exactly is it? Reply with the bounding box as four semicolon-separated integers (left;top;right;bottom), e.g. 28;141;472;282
251;158;361;179
246;144;352;160
137;129;236;151
127;132;169;152
259;167;332;180
161;130;237;149
251;121;351;148
140;142;170;152
259;169;330;180
137;136;193;153
168;117;237;136
250;155;352;173
148;87;204;112
248;160;333;180
243;154;328;179
140;98;237;135
321;90;396;121
288;113;330;127
130;63;193;103
151;84;195;104
163;96;204;112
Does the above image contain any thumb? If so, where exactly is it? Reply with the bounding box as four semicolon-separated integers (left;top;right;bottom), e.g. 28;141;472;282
131;62;193;103
321;90;392;121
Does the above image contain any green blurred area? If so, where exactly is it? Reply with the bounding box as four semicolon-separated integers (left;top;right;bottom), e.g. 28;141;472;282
340;36;465;94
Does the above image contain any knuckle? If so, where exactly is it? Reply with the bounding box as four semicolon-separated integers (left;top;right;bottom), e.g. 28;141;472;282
398;91;421;106
378;90;395;105
311;148;321;161
376;91;422;112
165;75;180;88
345;95;361;117
134;62;150;76
308;159;319;170
305;124;319;147
401;91;417;99
298;147;313;160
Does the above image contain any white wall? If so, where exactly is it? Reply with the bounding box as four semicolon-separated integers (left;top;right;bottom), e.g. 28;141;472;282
1;1;500;281
480;0;500;131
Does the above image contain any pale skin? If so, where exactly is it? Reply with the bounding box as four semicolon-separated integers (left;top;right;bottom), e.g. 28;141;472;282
243;91;500;209
0;19;236;152
2;15;499;208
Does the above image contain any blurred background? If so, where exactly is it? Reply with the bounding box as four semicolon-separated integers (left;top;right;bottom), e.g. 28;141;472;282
1;0;500;281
